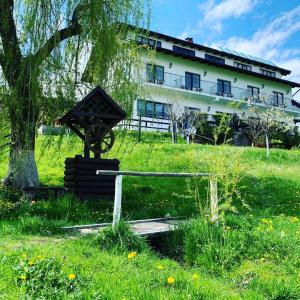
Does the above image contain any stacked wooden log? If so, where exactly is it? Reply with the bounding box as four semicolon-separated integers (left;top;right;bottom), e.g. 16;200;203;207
64;155;119;200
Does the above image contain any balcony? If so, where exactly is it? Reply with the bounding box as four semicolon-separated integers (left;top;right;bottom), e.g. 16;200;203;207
143;72;300;113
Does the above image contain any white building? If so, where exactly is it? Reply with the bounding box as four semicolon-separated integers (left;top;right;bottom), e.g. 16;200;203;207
129;26;300;134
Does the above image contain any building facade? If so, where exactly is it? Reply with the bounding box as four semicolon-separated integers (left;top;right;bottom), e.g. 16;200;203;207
130;27;300;133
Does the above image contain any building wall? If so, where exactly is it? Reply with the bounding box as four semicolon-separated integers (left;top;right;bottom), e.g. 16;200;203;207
133;51;297;124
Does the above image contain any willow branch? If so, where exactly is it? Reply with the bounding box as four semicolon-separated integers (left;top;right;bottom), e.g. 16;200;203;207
0;0;22;81
31;4;84;67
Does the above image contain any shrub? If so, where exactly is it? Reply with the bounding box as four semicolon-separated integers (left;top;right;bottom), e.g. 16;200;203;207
14;255;81;298
97;221;149;253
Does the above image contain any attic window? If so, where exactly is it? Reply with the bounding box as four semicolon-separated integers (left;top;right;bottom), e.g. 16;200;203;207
136;35;161;48
173;45;195;57
205;54;225;64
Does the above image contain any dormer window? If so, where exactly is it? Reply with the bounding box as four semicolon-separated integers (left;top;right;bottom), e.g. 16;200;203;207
205;54;225;64
234;62;252;71
260;69;276;77
173;45;195;57
136;35;161;48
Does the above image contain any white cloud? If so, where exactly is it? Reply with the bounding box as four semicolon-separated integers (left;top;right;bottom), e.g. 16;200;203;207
214;5;300;86
199;0;257;24
178;0;258;39
217;5;300;59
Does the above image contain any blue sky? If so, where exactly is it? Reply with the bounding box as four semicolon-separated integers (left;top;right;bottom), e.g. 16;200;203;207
149;0;300;86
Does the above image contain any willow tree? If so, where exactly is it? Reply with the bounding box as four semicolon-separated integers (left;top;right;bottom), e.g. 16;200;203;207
0;0;149;189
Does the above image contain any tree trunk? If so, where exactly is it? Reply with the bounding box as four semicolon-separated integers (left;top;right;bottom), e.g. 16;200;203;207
3;86;40;190
265;134;270;159
4;148;39;189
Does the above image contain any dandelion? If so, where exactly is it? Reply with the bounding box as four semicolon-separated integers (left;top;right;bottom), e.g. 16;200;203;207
291;216;299;223
167;276;175;285
28;260;34;266
127;251;137;260
157;264;164;270
19;275;27;280
68;273;76;280
192;273;200;280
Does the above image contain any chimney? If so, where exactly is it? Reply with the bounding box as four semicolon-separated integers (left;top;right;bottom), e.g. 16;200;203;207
185;37;193;43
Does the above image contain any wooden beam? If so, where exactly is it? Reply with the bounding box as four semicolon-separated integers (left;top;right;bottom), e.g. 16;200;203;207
96;170;211;177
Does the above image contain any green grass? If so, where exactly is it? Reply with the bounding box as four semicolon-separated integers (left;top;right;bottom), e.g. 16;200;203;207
0;134;300;299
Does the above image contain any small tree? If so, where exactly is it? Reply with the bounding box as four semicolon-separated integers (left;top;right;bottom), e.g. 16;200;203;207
247;104;295;158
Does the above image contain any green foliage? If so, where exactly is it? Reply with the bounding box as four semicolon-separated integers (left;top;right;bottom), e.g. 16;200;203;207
14;255;81;298
97;221;149;253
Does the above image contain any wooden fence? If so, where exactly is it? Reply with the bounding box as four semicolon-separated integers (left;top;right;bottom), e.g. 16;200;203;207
96;170;218;227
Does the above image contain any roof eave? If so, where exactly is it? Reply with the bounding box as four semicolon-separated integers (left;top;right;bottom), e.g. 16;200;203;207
155;47;300;88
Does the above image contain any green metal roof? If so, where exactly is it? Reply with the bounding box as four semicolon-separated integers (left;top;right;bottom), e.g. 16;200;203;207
216;46;278;67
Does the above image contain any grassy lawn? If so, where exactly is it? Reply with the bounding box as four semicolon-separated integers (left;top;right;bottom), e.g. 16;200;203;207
0;134;300;299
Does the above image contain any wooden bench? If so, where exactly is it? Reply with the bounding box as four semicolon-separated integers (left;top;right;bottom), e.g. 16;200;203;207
23;186;65;198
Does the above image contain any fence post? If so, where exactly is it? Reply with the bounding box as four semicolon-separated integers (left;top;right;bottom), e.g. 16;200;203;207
112;175;123;228
138;114;142;142
210;177;218;224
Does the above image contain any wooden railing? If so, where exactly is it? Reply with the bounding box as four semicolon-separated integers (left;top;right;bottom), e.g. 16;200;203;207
96;170;218;227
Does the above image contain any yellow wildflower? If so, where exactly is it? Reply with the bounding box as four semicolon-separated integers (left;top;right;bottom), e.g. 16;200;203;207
68;273;76;280
261;218;272;225
167;276;175;285
19;275;27;281
291;216;299;223
127;251;137;260
192;273;200;280
157;264;164;270
28;260;34;266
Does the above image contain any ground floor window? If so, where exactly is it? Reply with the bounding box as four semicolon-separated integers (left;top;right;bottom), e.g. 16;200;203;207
137;99;171;119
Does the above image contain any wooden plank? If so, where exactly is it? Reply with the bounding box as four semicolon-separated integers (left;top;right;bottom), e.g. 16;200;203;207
96;170;211;177
62;218;183;236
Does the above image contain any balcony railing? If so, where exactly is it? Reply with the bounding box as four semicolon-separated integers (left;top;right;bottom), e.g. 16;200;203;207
143;72;300;112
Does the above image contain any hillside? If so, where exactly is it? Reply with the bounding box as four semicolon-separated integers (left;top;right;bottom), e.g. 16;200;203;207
0;135;300;299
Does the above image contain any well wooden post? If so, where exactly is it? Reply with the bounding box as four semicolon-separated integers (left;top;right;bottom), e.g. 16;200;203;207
112;175;123;228
210;177;218;224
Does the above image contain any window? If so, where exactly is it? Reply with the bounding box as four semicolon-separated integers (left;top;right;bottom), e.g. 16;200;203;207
136;35;161;48
260;69;276;77
185;72;201;91
173;45;195;57
234;62;252;71
272;92;284;107
217;79;231;96
205;54;225;64
247;86;260;101
146;64;164;83
137;99;171;119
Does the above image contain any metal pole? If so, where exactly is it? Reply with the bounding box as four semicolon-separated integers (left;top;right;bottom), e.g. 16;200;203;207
210;178;218;225
112;175;123;228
